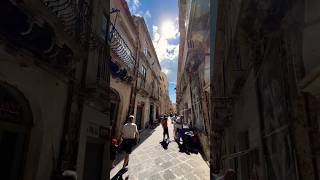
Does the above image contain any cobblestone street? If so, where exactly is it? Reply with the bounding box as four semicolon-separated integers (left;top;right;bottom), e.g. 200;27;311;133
110;120;210;180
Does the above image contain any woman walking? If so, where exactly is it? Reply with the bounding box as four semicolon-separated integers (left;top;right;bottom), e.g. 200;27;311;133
119;115;139;169
161;116;170;142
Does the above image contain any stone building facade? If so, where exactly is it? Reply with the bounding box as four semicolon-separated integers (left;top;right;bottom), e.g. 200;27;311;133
0;0;111;180
210;0;320;179
176;0;210;163
0;0;170;179
132;16;162;130
109;0;138;139
160;72;172;115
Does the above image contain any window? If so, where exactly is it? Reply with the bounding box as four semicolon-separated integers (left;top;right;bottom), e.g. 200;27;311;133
140;65;147;88
141;65;147;79
144;47;148;56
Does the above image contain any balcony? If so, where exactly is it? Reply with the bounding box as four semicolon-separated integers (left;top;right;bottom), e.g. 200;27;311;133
109;22;136;70
109;59;133;83
42;0;91;48
0;0;76;71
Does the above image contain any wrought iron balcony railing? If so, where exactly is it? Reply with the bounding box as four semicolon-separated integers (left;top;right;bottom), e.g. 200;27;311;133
109;22;136;70
42;0;90;48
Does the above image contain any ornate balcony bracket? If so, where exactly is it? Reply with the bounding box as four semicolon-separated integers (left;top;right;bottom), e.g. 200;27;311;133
42;0;91;48
109;60;133;83
0;1;75;70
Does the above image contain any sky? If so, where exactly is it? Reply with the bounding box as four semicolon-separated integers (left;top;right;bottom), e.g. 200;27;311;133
125;0;179;103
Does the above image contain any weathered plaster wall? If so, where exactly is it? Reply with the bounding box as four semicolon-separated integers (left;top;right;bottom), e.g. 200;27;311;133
110;76;132;138
0;55;68;180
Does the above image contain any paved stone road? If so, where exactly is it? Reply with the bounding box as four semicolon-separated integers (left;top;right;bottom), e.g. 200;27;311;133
110;120;210;180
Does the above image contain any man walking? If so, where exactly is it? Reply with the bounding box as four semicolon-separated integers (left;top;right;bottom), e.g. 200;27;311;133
174;115;183;142
161;116;170;142
119;115;139;169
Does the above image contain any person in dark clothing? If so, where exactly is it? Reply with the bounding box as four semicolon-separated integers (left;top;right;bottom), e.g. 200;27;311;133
161;116;169;141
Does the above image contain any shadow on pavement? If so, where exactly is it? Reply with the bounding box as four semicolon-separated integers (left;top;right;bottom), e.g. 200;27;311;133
111;168;128;180
113;126;158;167
159;140;169;149
176;140;201;155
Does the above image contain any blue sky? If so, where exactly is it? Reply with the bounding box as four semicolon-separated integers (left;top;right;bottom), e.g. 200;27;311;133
126;0;179;103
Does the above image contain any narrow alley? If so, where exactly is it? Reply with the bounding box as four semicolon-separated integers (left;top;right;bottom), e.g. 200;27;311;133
110;119;210;180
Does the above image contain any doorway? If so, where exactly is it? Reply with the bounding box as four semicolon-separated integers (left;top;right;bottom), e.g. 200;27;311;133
83;137;104;180
136;105;143;130
149;104;154;126
0;82;32;180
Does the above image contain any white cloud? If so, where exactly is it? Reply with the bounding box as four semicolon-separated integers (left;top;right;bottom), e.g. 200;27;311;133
126;0;140;15
126;0;151;25
162;68;170;75
133;0;140;7
152;20;179;62
145;10;151;19
160;60;178;85
160;21;179;39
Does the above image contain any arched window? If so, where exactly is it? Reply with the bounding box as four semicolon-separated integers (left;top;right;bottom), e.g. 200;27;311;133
0;82;33;180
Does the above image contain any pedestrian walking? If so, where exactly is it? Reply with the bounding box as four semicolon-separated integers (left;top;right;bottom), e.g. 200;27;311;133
119;115;139;169
161;116;170;142
174;115;183;141
171;113;177;124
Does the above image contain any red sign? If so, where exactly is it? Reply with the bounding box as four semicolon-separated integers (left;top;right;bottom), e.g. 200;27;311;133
0;102;21;114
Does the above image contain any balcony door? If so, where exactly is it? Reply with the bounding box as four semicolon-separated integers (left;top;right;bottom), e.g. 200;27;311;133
149;104;154;126
83;137;104;180
136;105;144;130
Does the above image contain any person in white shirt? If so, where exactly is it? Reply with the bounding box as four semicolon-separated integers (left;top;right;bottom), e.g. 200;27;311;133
174;115;183;141
119;115;139;169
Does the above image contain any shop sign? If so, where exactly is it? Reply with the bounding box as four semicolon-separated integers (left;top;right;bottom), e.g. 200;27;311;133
0;101;22;121
0;102;21;114
87;123;111;140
